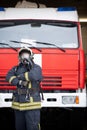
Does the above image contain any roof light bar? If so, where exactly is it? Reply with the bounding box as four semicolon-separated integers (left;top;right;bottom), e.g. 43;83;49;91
0;7;5;11
57;7;76;11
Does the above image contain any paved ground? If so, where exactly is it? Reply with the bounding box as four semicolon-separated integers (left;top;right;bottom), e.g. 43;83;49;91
0;107;87;130
41;108;86;130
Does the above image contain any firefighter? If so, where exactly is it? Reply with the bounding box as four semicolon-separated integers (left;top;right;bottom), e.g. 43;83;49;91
6;47;43;130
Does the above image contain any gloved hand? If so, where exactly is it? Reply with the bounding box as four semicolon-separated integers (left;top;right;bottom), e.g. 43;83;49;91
22;58;29;65
22;58;33;70
19;80;29;87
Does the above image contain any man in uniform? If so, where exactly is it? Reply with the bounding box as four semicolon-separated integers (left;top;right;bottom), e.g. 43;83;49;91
6;47;43;130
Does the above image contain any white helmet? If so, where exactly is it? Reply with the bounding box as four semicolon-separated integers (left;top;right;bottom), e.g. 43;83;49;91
18;47;34;60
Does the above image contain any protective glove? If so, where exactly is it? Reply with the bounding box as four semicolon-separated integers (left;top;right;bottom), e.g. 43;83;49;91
19;80;29;87
22;58;33;70
22;58;29;65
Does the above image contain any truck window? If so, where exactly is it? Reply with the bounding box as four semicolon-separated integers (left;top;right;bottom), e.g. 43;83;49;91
0;20;78;49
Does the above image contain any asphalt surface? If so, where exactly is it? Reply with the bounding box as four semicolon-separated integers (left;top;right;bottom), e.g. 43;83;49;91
41;108;86;130
0;107;86;130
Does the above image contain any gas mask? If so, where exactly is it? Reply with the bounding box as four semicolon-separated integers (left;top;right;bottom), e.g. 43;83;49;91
20;52;30;65
18;48;34;69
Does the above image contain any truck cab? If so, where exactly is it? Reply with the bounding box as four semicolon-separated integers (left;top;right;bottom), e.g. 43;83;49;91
0;7;86;108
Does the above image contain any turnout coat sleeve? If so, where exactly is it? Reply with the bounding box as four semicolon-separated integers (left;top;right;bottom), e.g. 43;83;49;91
6;66;19;86
24;64;43;82
6;64;43;86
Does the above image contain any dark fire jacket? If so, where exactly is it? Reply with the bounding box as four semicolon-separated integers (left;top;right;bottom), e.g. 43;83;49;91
6;62;43;111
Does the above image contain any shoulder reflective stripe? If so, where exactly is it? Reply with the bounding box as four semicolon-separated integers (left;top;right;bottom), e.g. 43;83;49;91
12;101;41;110
9;76;16;83
25;72;30;81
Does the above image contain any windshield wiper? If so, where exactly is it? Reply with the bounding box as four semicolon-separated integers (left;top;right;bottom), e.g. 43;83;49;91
10;40;65;52
10;40;42;52
44;22;77;27
0;42;17;52
36;41;65;52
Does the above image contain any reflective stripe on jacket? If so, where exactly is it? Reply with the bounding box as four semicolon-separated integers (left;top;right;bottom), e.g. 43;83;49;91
12;101;41;111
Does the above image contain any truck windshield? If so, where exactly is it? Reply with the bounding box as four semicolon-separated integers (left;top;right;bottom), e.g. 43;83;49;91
0;20;78;48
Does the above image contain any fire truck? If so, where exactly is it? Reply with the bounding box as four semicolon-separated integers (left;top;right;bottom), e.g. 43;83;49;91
0;7;86;129
0;7;86;108
0;7;87;129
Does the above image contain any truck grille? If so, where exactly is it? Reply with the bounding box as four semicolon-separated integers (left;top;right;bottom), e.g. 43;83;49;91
42;76;62;87
0;76;16;89
41;73;78;90
0;76;11;86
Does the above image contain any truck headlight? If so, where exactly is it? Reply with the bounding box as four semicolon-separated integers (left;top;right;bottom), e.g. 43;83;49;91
62;96;79;104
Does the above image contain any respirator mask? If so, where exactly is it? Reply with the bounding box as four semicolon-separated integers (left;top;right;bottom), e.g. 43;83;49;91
21;52;30;64
18;48;33;69
20;52;31;65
